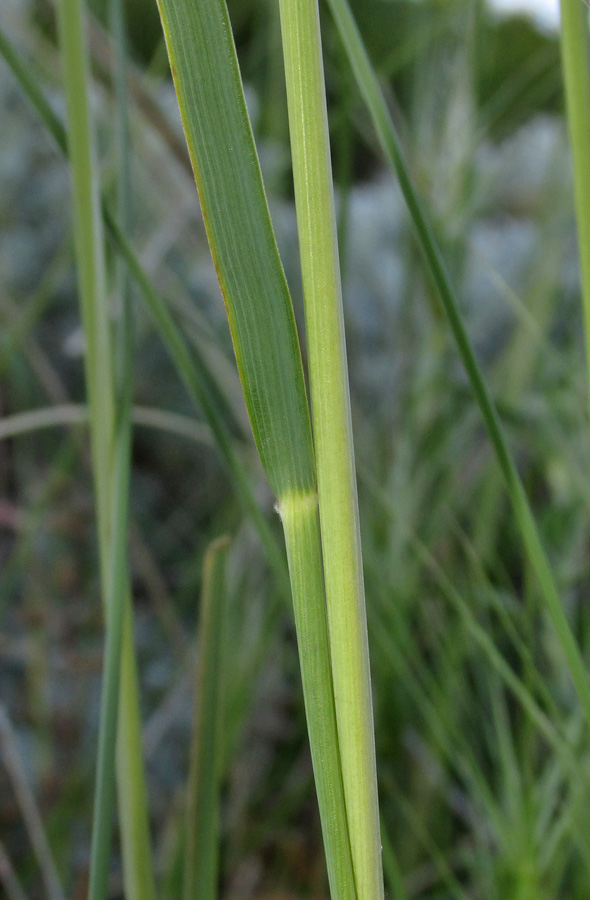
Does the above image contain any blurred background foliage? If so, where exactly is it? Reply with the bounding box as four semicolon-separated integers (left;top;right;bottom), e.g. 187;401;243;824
2;0;590;898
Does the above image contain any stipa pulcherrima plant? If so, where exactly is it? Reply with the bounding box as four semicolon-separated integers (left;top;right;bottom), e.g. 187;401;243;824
155;0;590;895
155;0;381;896
4;0;590;896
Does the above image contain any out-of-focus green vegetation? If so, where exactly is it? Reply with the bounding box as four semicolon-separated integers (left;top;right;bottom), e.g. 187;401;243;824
1;0;590;898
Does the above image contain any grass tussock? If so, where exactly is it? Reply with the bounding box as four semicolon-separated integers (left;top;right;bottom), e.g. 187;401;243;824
1;1;590;899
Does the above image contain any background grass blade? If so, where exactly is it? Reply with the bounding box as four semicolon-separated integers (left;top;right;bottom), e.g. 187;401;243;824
56;0;119;894
276;1;383;898
559;0;590;409
115;610;157;900
183;536;230;900
326;0;590;727
154;0;356;894
86;427;132;900
55;2;155;898
0;404;213;446
0;26;290;596
0;706;65;900
380;825;409;900
105;4;156;898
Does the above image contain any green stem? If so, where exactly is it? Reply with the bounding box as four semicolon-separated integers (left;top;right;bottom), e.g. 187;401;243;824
280;490;356;900
277;2;382;898
559;0;590;413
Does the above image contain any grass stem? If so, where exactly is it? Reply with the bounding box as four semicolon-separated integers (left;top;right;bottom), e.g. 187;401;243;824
559;0;590;414
277;1;383;896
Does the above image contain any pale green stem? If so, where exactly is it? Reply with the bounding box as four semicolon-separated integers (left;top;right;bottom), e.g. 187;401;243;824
277;2;383;898
559;0;590;414
280;490;356;900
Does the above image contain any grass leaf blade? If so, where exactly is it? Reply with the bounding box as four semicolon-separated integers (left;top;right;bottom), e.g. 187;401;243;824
152;0;358;893
156;0;313;500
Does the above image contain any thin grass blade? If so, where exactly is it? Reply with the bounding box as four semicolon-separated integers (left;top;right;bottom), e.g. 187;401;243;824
183;536;230;900
0;706;65;900
106;4;157;896
0;404;213;446
380;826;409;900
116;605;157;900
56;2;118;895
54;3;155;897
